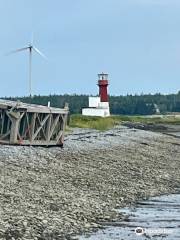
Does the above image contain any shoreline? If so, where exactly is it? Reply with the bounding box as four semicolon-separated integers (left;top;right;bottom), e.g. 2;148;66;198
0;126;180;239
78;193;180;240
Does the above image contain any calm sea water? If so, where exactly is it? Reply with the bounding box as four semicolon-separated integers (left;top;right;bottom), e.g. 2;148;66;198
78;194;180;240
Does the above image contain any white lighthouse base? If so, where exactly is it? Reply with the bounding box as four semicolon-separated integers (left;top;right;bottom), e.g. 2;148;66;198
82;100;110;118
82;97;110;117
82;108;110;117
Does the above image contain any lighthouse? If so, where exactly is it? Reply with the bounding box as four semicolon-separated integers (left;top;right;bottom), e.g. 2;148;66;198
98;73;109;102
82;73;110;117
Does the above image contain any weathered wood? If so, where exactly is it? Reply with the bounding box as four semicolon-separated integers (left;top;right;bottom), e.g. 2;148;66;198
1;130;11;140
30;113;36;141
0;99;68;146
46;114;52;141
1;111;5;135
49;115;60;140
9;118;20;144
32;114;50;141
56;130;63;143
0;99;68;114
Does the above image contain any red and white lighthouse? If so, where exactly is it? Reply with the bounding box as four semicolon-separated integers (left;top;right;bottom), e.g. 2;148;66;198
98;73;109;102
82;72;110;117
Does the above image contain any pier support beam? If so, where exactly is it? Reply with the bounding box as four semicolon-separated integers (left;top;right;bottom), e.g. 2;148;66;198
0;100;69;146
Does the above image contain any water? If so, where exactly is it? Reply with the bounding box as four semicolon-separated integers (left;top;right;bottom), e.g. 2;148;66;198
168;132;180;137
162;125;180;138
78;194;180;240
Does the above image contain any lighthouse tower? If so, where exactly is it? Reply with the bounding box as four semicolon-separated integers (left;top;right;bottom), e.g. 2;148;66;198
98;73;109;102
82;73;110;117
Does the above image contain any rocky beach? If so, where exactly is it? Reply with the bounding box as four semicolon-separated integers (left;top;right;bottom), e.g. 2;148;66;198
0;125;180;239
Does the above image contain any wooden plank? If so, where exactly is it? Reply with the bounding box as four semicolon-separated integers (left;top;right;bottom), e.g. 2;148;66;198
0;140;11;144
30;113;36;141
32;114;50;141
1;111;5;135
49;115;60;140
56;130;63;142
58;114;67;144
25;108;68;114
0;99;68;114
0;130;11;140
18;140;63;146
46;114;52;140
37;114;47;140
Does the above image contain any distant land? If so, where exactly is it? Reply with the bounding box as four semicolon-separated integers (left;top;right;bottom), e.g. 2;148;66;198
4;91;180;115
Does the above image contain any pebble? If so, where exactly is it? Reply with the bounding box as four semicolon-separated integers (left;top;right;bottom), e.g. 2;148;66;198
0;126;179;239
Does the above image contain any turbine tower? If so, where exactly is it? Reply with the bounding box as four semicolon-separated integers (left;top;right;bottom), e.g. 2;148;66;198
7;38;47;97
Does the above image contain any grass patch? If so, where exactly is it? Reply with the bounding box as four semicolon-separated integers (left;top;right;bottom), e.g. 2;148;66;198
69;114;180;131
122;115;180;125
69;115;121;131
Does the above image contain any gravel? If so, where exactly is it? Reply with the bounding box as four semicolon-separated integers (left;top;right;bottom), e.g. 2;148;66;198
0;125;180;239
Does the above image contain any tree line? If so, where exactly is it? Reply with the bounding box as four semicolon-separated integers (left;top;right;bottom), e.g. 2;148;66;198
5;91;180;115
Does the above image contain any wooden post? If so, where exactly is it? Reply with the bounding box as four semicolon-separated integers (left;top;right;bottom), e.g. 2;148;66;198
9;118;20;144
7;111;24;144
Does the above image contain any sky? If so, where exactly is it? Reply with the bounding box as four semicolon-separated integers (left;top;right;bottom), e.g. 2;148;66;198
0;0;180;97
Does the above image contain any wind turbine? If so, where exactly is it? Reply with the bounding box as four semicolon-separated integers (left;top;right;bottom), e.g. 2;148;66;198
7;37;47;97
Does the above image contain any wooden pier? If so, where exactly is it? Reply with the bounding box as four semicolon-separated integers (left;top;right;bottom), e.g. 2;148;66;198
0;99;69;146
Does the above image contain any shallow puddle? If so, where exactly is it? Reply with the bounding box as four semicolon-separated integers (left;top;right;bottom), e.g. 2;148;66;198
78;194;180;240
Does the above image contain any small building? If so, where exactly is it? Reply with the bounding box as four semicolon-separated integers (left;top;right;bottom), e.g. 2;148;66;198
82;73;110;117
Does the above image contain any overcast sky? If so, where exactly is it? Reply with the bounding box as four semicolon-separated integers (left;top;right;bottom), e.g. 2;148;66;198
0;0;180;97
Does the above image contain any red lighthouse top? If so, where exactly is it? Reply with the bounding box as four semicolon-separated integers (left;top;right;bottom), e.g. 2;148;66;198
98;73;109;102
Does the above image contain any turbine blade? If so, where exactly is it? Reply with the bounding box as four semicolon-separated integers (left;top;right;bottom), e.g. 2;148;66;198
5;47;29;56
33;46;47;60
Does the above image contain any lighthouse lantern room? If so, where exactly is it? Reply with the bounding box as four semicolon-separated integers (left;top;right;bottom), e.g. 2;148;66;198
82;73;110;117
